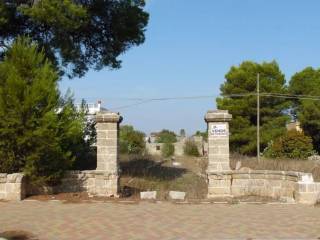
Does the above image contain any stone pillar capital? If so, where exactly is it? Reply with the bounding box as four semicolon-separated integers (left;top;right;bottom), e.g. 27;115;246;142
205;110;232;123
95;111;123;123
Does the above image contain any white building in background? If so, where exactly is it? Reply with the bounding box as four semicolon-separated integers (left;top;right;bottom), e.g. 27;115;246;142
74;100;109;116
76;101;107;144
57;100;107;116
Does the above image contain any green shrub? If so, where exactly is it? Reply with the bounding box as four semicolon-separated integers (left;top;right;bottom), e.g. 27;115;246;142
195;130;208;142
184;140;200;157
263;130;314;159
156;129;177;143
161;142;175;158
120;125;145;154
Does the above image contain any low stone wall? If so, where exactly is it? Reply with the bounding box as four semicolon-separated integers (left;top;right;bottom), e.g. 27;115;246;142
208;169;320;204
0;173;25;200
26;170;118;197
1;169;319;204
0;171;118;201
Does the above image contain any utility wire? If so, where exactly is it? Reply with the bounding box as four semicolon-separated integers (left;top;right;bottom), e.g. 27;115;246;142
109;99;155;111
102;92;320;102
99;93;256;103
107;92;320;110
260;93;320;101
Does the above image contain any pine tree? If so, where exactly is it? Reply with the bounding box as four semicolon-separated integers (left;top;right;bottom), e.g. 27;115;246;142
0;38;85;184
217;61;290;155
289;67;320;153
0;0;149;78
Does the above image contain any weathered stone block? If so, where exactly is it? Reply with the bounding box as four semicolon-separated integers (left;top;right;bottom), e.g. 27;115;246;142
264;174;283;180
0;176;7;183
269;180;282;187
284;175;299;182
96;138;117;146
5;183;19;192
105;130;118;139
96;122;118;131
245;187;261;196
299;173;314;183
208;173;232;180
272;187;282;198
232;173;250;179
169;191;186;200
295;183;307;193
208;187;231;196
140;191;157;200
0;183;5;192
7;173;23;183
0;192;5;199
208;153;229;158
296;192;319;204
280;188;294;198
249;179;265;187
97;146;117;154
208;139;228;146
97;132;118;140
306;183;316;192
221;163;231;171
209;179;230;188
249;173;266;180
231;186;245;196
232;179;249;187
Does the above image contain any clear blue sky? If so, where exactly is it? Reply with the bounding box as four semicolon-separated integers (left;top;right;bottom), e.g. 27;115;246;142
59;0;320;135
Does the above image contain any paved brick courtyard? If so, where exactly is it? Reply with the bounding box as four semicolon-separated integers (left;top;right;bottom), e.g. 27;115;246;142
1;201;320;240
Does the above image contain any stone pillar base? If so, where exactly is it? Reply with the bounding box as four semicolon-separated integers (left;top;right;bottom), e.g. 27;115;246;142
0;173;26;201
88;171;119;197
294;182;320;204
207;172;232;198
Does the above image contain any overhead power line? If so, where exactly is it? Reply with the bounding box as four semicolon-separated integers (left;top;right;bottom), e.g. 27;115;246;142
107;92;320;110
109;99;154;111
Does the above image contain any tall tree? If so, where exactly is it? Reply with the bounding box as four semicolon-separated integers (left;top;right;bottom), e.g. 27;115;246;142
217;61;290;155
0;37;87;184
0;0;149;78
289;67;320;152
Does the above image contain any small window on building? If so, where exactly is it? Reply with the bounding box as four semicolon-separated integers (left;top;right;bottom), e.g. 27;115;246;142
156;146;161;151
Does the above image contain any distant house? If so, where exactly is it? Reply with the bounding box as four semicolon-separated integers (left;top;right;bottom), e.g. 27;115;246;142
145;132;207;156
75;100;110;118
74;100;107;144
286;121;303;132
75;101;102;115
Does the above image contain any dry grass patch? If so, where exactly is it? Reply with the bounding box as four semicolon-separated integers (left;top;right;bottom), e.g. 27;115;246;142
119;154;207;199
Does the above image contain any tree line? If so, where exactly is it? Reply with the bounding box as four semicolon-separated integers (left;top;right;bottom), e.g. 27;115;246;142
217;61;319;158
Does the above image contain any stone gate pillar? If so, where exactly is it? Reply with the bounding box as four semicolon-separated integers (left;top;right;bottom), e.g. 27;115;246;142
205;110;232;197
205;110;232;172
94;111;122;196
